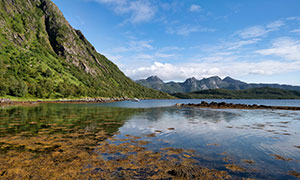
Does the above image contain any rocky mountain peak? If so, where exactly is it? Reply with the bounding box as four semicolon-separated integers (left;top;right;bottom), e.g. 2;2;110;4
137;75;300;94
184;77;198;83
223;76;234;81
205;76;222;81
146;76;164;83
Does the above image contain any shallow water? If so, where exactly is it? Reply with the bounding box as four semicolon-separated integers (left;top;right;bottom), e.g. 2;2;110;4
1;100;300;179
95;99;300;108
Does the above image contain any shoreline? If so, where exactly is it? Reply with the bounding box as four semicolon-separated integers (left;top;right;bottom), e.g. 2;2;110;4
0;97;130;107
176;101;300;111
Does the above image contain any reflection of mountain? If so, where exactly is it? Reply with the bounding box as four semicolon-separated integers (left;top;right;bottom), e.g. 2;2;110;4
0;104;143;179
0;104;140;136
131;107;240;124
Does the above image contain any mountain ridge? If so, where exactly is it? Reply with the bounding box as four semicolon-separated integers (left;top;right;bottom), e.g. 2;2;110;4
172;87;300;99
0;0;171;99
136;76;300;93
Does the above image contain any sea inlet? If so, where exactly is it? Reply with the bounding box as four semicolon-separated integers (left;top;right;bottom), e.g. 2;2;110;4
1;99;300;179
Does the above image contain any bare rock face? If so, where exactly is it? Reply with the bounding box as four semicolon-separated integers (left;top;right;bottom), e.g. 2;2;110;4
36;0;105;75
1;0;105;76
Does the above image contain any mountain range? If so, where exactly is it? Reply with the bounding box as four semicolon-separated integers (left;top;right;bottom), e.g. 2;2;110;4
136;76;300;94
0;0;170;99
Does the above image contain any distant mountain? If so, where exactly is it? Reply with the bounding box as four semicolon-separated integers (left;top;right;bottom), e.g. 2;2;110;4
172;87;300;99
136;76;300;93
0;0;171;99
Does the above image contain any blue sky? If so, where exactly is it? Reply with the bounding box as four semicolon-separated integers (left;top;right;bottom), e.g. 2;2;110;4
52;0;300;85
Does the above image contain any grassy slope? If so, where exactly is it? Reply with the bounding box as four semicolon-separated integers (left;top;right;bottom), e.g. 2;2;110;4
0;0;172;100
172;87;300;99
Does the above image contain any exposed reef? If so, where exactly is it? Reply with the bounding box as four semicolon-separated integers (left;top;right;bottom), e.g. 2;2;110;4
176;101;300;111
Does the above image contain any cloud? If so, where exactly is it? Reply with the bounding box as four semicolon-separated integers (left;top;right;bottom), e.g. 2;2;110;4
154;53;175;58
291;29;300;33
266;20;285;31
135;53;154;60
167;25;215;36
129;52;175;61
236;20;284;39
129;40;154;51
93;0;156;23
112;40;154;53
287;17;300;21
225;39;261;50
126;60;300;81
197;39;261;57
159;46;184;52
255;37;300;61
237;26;268;39
189;4;202;12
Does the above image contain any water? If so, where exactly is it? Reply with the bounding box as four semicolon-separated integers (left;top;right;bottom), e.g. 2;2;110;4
96;99;300;108
1;99;300;179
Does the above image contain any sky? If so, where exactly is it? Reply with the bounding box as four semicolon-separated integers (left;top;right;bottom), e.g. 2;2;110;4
52;0;300;85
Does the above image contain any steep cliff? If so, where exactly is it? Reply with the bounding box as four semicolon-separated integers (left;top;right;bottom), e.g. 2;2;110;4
0;0;171;99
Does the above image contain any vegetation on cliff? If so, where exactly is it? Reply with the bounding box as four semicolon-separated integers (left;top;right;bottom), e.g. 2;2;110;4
0;0;171;99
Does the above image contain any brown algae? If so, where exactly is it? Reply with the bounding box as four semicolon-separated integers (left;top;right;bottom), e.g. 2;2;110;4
242;159;255;164
271;154;293;161
289;171;300;178
0;129;234;179
225;164;246;172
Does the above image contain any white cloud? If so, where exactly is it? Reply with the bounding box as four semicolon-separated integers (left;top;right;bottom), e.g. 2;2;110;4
159;46;184;52
266;20;285;31
135;53;154;60
197;39;261;57
226;39;261;50
167;25;215;36
255;37;300;61
287;17;300;21
129;40;153;50
291;29;300;33
112;40;154;53
200;55;238;62
236;20;284;39
189;4;202;12
131;52;176;61
126;60;300;81
93;0;156;23
154;53;175;58
237;26;268;39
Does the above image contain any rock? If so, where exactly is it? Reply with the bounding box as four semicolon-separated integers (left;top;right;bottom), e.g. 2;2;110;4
178;101;300;111
0;99;11;103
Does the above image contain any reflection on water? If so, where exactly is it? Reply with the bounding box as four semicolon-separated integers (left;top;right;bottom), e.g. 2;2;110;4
97;99;300;108
116;107;300;179
0;104;139;136
1;102;300;179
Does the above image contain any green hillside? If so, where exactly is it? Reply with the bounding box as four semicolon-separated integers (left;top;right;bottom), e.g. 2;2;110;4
0;0;171;99
172;87;300;99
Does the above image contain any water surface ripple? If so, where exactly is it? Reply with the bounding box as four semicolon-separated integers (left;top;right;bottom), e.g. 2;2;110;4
0;99;300;179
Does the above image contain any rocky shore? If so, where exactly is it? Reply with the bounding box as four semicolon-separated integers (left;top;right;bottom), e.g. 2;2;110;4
176;101;300;111
0;97;130;107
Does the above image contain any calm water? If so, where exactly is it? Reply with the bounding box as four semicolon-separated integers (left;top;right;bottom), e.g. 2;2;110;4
96;99;300;108
1;99;300;179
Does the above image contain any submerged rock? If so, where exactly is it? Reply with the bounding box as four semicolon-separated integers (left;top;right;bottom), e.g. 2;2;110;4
178;101;300;111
